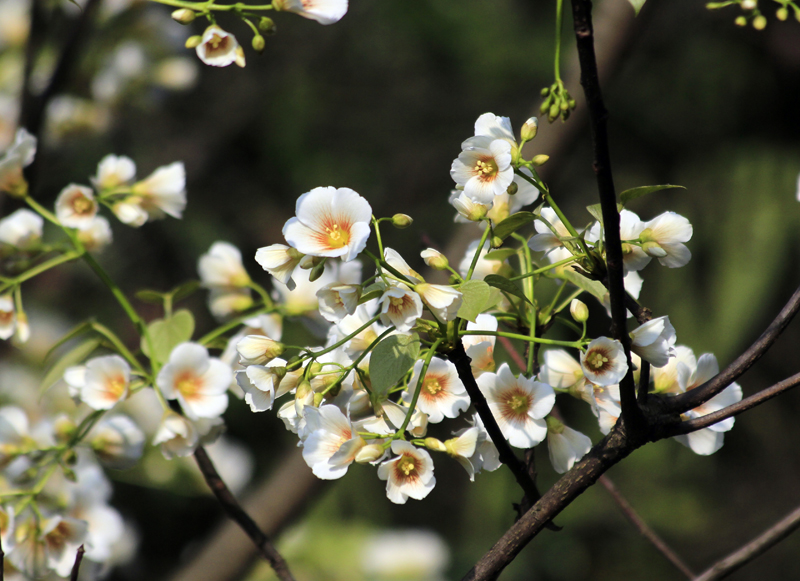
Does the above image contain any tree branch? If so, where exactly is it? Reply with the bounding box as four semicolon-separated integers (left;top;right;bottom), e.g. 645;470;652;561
666;372;800;437
69;545;85;581
447;339;541;506
599;475;694;578
692;504;800;581
570;0;644;435
657;284;800;415
193;446;296;581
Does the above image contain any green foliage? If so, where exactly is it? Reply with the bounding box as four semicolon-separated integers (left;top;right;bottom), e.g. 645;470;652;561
492;211;535;241
619;184;685;207
40;338;102;394
484;274;531;304
140;309;195;365
368;333;420;398
456;279;493;322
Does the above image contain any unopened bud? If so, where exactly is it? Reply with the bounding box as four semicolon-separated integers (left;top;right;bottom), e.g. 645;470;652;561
252;35;266;52
313;392;324;407
421;248;449;270
531;154;550;166
506;181;518;196
568;99;577;109
548;104;560;121
259;16;277;33
511;144;521;165
296;379;312;400
545;415;565;434
299;254;323;269
570;298;589;323
391;213;413;228
734;15;747;25
424;437;447;452
776;7;788;19
491;236;504;249
741;0;756;9
355;443;384;463
185;35;203;49
171;8;196;24
521;117;538;141
752;14;767;29
540;87;550;97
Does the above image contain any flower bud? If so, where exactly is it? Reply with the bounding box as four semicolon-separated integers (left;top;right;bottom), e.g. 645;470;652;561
171;8;196;24
185;35;203;49
521;117;538;141
570;298;589;323
532;154;550;166
540;87;550;97
510;143;521;165
491;236;504;249
752;14;767;29
355;443;384;463
506;181;518;196
421;248;449;270
391;213;413;228
741;0;756;9
776;7;788;19
548;103;559;121
424;437;447;452
545;415;565;434
299;254;323;269
734;15;747;26
252;35;266;52
259;16;277;33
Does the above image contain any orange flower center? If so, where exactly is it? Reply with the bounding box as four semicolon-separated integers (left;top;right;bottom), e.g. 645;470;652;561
175;371;204;400
474;157;498;181
396;454;418;478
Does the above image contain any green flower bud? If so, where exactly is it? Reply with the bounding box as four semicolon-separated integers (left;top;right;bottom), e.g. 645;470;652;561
259;16;277;33
491;236;504;249
252;35;266;52
753;14;767;29
171;9;196;24
532;154;550;166
391;213;413;228
570;298;589;323
734;15;747;26
545;415;565;434
540;87;550;97
185;35;203;49
424;437;447;452
521;117;538;141
776;7;788;20
506;181;518;196
548;104;560;121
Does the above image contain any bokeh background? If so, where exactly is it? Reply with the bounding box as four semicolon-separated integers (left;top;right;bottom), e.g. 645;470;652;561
2;0;800;579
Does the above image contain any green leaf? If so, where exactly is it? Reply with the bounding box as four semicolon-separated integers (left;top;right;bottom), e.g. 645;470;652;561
628;0;647;15
40;338;102;395
619;184;685;207
135;290;165;304
556;269;607;300
44;320;94;362
456;280;491;322
171;280;202;303
359;289;383;305
369;333;420;398
141;309;195;364
586;202;624;226
493;211;535;241
484;248;518;262
484;274;532;304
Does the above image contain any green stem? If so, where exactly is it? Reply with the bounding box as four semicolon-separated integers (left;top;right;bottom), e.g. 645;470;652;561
508;254;586;281
198;304;275;345
398;339;442;436
542;190;593;260
459;329;582;348
247;280;274;308
303;314;381;360
148;0;275;12
554;0;564;82
465;223;493;282
363;249;413;285
91;322;146;374
0;249;82;293
371;216;385;258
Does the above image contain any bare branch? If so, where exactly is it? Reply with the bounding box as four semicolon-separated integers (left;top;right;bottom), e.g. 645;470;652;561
693;504;800;581
194;446;296;581
570;0;644;435
666;372;800;437
69;545;85;581
659;284;800;415
447;339;541;506
599;476;694;578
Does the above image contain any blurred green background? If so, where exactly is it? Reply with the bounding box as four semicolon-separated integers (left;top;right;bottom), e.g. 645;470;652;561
3;0;800;579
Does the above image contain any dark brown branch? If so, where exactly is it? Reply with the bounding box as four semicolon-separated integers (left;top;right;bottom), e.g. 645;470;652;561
599;476;694;579
666;372;800;437
69;545;85;581
658;284;800;415
692;504;800;581
570;0;644;434
194;446;296;581
447;339;541;506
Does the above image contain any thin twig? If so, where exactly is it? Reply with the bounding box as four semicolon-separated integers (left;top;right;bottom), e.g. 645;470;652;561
693;504;800;581
570;0;644;435
667;372;800;436
599;475;694;578
69;545;85;581
447;339;542;506
194;446;296;581
659;284;800;415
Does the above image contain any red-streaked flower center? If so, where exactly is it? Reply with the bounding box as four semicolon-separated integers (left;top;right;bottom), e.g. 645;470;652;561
473;157;498;182
500;387;532;419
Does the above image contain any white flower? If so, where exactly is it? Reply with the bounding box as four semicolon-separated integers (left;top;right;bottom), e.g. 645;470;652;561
283;186;372;262
88;414;145;470
55;184;98;229
156;342;232;419
462;313;497;376
469;112;516;145
477;363;555;448
580;337;628;386
450;138;514;204
65;355;130;410
0;294;16;340
361;530;450;580
415;283;462;323
41;515;88;577
301;405;364;479
255;243;304;290
403;358;469;424
377;440;436;504
153;412;224;459
0;128;36;196
273;0;348;24
381;400;428;438
458;238;504;281
274;260;361;316
630;315;676;367
529;207;573;255
449;190;490;222
639;211;693;268
93;154;136;190
236;335;284;366
317;283;361;323
131;161;187;220
546;417;592;474
383;247;424;283
485;168;540;225
198;241;251;288
539;348;587;391
420;248;448;270
76;215;113;252
236;358;296;412
195;25;245;68
586;209;649;272
112;199;148;227
0;208;43;249
379;284;422;332
444;426;480;480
